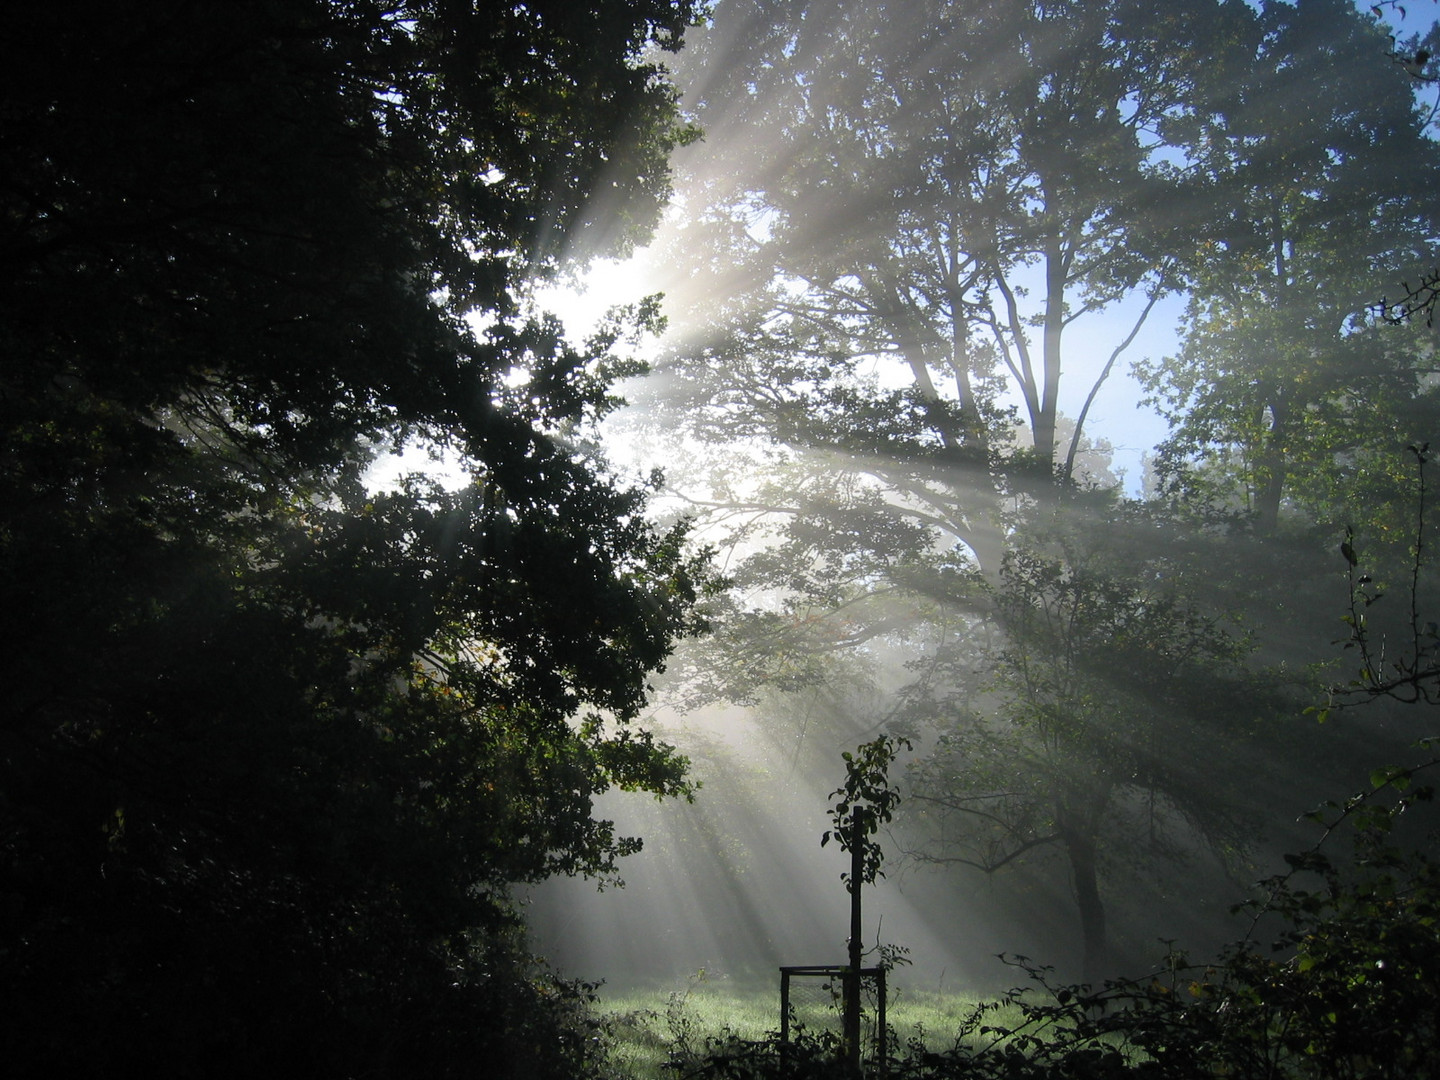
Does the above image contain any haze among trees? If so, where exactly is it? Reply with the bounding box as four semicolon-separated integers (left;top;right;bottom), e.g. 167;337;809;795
626;0;1440;981
5;0;1440;1076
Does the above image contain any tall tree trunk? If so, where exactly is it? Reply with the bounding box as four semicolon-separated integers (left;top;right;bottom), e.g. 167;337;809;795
1036;236;1067;474
1062;825;1108;984
1254;393;1288;534
1254;207;1292;534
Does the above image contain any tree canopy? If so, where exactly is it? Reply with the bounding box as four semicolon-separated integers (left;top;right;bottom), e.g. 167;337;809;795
646;0;1228;535
1141;0;1440;535
0;2;710;1075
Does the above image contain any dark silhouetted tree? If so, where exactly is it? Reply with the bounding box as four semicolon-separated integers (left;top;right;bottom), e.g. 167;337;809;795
0;2;710;1076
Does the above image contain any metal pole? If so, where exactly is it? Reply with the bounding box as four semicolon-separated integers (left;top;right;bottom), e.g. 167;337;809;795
877;966;887;1078
780;968;791;1072
844;806;862;1072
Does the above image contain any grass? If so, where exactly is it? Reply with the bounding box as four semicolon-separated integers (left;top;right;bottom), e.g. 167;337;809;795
596;974;1012;1079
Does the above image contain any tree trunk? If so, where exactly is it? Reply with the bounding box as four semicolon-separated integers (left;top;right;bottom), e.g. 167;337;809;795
1035;234;1068;473
1254;208;1292;534
1063;827;1108;984
1254;394;1288;534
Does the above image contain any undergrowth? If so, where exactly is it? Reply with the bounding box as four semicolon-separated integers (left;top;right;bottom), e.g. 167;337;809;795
599;760;1440;1079
598;973;1010;1080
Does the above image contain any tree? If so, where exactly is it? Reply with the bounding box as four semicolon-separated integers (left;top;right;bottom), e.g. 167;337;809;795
628;0;1372;977
822;734;910;1067
624;0;1322;727
0;2;710;1075
613;0;1427;984
899;523;1272;982
1140;0;1440;537
627;0;1243;822
639;0;1229;582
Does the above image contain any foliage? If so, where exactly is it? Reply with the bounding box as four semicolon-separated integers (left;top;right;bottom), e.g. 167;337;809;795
822;735;912;890
622;0;1440;997
637;0;1234;612
664;760;1440;1080
1139;0;1440;535
1373;1;1440;326
1324;444;1440;709
901;519;1278;980
0;1;710;1074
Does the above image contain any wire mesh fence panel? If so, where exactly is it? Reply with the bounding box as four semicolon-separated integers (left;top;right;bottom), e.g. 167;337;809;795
786;971;845;1036
779;966;887;1071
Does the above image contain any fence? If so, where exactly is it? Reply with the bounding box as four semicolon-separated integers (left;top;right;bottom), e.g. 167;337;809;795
779;965;887;1072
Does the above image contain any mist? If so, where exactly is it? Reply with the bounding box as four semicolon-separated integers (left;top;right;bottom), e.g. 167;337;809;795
527;0;1440;998
14;1;1440;1074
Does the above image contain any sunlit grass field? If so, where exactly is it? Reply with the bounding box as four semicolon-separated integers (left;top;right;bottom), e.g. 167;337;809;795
597;976;1012;1079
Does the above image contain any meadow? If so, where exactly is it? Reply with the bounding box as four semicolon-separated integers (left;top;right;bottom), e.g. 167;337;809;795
596;974;1014;1079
